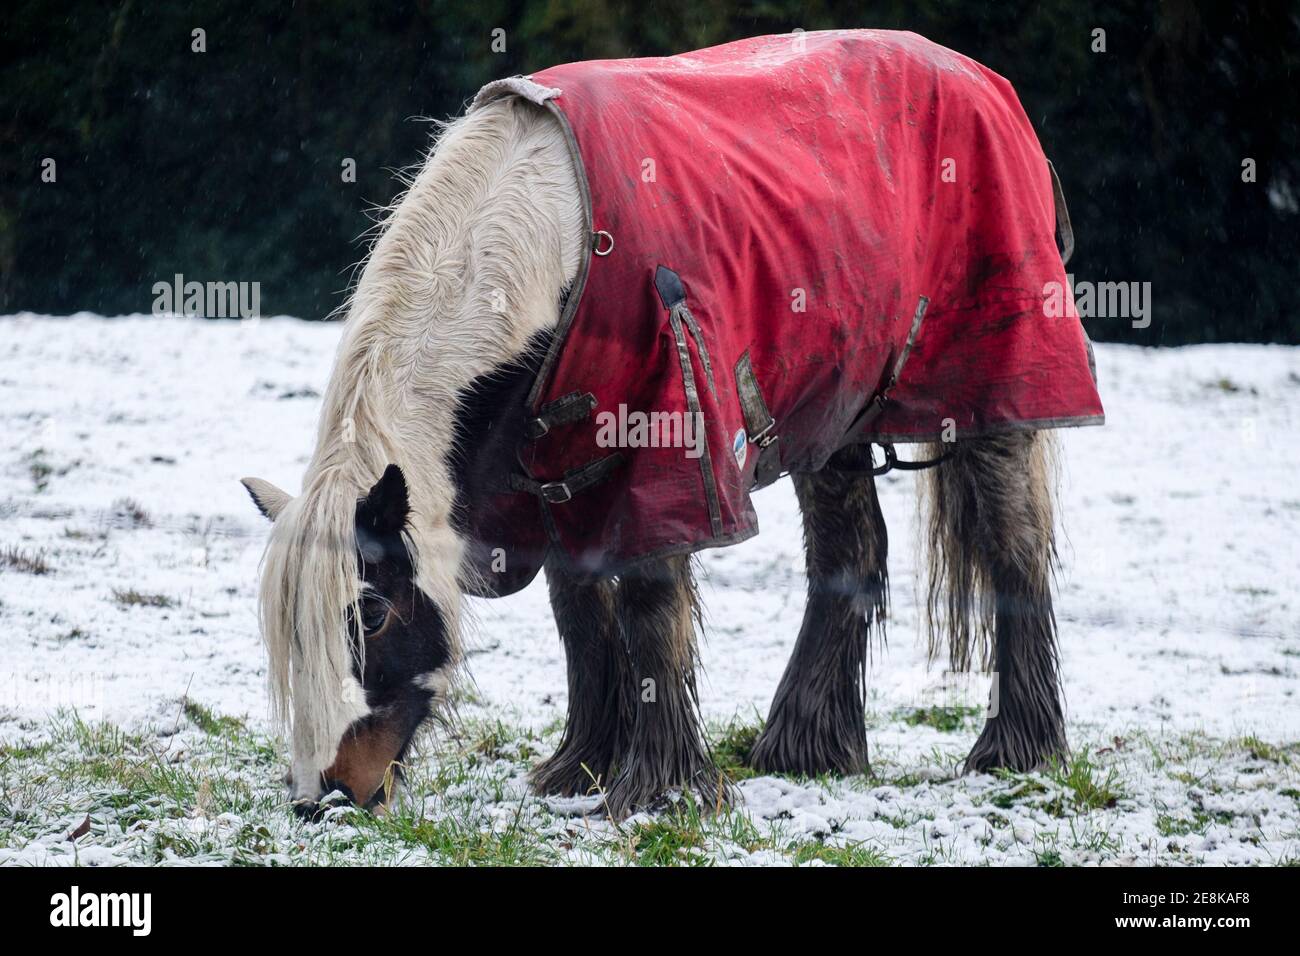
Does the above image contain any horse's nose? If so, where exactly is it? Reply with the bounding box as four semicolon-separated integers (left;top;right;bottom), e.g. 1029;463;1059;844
292;780;357;821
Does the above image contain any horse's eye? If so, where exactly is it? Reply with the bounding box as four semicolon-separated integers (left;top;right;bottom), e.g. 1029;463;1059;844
360;599;390;634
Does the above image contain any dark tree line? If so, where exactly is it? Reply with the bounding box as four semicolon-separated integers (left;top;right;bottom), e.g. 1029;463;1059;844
2;0;1296;343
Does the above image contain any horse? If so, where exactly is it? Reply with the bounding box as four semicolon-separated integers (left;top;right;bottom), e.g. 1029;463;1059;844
241;30;1102;819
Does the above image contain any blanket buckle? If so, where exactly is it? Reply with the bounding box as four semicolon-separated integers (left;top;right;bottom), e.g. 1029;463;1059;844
540;481;573;504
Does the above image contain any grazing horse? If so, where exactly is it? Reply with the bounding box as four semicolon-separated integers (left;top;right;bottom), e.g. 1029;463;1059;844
242;31;1102;819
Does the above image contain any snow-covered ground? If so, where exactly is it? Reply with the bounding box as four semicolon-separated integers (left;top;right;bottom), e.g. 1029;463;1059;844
1;313;1297;866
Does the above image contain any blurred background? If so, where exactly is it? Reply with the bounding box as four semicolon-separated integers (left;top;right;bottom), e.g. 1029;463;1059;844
2;0;1296;343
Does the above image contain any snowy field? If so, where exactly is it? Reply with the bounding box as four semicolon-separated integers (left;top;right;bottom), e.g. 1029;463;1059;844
1;313;1298;866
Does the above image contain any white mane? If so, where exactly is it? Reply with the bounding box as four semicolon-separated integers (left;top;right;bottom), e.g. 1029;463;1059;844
258;94;585;787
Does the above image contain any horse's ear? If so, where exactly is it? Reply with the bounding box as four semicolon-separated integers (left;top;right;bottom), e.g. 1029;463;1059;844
358;464;409;536
241;477;293;522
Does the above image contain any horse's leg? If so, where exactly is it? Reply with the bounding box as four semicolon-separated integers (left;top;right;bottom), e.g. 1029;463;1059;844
604;554;726;819
749;444;886;776
530;563;632;797
924;430;1067;773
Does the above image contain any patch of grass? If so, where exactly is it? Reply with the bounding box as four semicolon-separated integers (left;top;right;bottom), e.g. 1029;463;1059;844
1204;377;1255;394
987;750;1124;817
900;704;982;733
791;839;890;866
628;802;709;866
1156;813;1201;837
1239;736;1295;765
183;701;246;737
1157;805;1235;838
385;811;555;866
27;449;53;492
710;718;762;781
1035;847;1064;866
110;497;152;529
0;740;55;761
462;720;540;764
989;775;1049;809
112;588;175;609
0;546;50;575
1043;750;1124;813
1232;586;1274;598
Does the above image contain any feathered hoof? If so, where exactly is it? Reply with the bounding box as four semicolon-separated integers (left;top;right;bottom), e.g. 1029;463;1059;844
602;763;733;821
748;723;870;778
962;721;1067;775
529;750;610;798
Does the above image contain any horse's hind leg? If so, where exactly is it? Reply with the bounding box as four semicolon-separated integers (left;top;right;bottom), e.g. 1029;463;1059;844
749;444;886;776
604;554;727;819
530;563;632;797
925;430;1067;773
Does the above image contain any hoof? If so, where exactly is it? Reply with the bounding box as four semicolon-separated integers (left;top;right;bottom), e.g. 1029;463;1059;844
529;752;609;798
963;721;1066;775
603;765;732;821
749;724;870;778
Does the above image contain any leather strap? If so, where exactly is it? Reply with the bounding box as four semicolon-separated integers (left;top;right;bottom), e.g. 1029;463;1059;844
526;391;597;440
1048;159;1073;266
845;294;929;438
734;349;782;488
508;453;624;504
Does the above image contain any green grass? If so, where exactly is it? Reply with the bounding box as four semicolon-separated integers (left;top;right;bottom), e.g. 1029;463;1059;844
2;708;1297;867
183;701;247;738
710;717;763;781
899;704;982;732
791;840;891;866
1043;749;1124;812
983;749;1124;817
1156;809;1235;837
1240;735;1296;765
27;449;53;492
112;588;176;609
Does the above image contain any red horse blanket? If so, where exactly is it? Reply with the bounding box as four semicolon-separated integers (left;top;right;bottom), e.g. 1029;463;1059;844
468;30;1103;591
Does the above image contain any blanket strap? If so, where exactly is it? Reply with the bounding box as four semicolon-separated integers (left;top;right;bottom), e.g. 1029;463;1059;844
734;349;782;488
526;391;597;439
844;295;929;438
830;294;951;476
508;453;624;505
826;442;951;477
1048;159;1074;267
869;443;951;476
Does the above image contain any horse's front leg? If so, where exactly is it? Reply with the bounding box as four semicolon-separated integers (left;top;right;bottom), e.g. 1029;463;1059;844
604;554;728;819
531;562;632;797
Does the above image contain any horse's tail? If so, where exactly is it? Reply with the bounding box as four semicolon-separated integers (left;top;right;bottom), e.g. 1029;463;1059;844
918;429;1061;676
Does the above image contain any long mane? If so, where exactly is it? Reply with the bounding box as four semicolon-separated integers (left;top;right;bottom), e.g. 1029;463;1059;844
258;94;585;783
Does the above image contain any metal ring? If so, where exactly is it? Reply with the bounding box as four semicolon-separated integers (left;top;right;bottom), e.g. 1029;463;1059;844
592;230;615;256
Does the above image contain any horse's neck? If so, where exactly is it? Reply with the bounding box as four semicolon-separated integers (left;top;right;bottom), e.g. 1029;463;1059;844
308;97;582;560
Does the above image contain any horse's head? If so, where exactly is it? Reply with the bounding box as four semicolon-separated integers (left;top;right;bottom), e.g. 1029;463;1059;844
242;463;454;818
